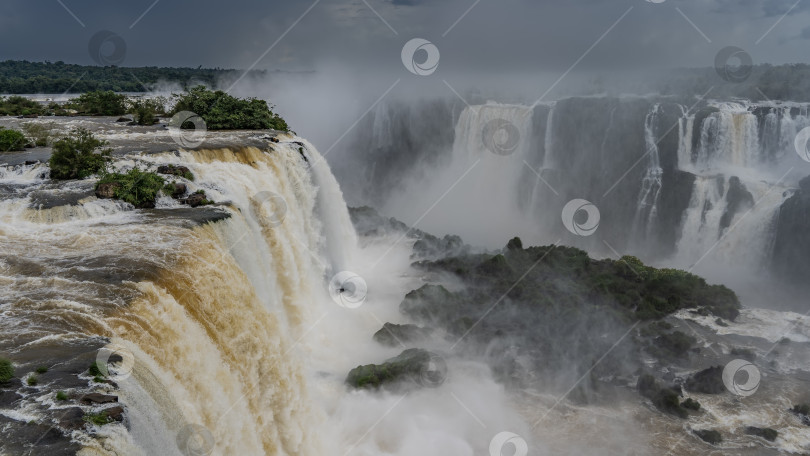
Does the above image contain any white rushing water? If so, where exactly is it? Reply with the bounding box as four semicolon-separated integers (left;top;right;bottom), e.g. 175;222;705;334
0;137;532;455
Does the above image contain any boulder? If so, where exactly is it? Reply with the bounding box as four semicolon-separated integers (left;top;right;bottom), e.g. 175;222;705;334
346;348;445;389
685;366;726;394
165;182;187;199
58;407;86;431
637;374;689;418
183;192;207;208
95;182;120;199
719;176;754;232
791;404;810;425
372;323;432;347
79;393;118;405
693;429;722;445
116;117;131;122
157;165;193;180
105;406;125;422
744;426;778;442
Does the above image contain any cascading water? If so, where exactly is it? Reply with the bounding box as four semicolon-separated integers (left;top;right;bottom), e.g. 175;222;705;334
631;104;664;247
384;102;538;247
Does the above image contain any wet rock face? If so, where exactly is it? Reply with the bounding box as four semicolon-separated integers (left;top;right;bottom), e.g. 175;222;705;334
684;366;726;394
372;323;432;347
772;175;810;285
719;176;754;233
346;348;443;390
95;182;120;199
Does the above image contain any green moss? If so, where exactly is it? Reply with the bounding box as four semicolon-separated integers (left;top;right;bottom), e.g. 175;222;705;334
26;375;38;386
35;366;48;374
346;348;437;389
96;168;165;208
84;411;112;426
55;391;68;401
0;358;14;383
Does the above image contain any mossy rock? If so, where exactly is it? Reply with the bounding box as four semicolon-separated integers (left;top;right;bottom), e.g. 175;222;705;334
637;374;688;418
346;348;445;389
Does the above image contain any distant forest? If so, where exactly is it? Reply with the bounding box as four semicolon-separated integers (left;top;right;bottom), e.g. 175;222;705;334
0;60;240;94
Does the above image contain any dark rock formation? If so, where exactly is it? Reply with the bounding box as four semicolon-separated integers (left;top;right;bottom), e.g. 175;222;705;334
772;175;810;285
720;176;754;233
693;429;722;445
346;348;445;389
685;366;726;394
745;426;778;441
157;165;194;180
95;182;120;199
791;404;810;425
80;393;118;405
637;374;689;418
372;323;432;347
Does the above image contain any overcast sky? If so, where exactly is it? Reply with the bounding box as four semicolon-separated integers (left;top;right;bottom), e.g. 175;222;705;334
1;0;809;73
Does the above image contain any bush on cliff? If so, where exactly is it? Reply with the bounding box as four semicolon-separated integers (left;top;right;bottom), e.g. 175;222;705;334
96;168;165;208
49;128;111;179
170;86;289;131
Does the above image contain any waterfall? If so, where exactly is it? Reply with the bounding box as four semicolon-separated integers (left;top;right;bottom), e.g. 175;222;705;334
677;106;695;171
632;104;664;245
0;141;359;455
384;102;539;247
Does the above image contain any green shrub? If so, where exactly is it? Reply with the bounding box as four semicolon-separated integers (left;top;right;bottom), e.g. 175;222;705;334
88;361;103;377
0;96;43;116
0;128;27;152
96;168;165;208
26;375;38;386
66;91;127;116
84;411;111;426
35;366;48;374
0;358;14;383
128;97;165;125
170;85;288;131
55;391;68;401
49;128;111;180
21;122;53;147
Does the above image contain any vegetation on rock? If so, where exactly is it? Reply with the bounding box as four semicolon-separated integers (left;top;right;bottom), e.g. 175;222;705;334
128;97;165;125
65;91;127;116
346;348;438;389
684;366;726;394
21;122;52;147
372;323;432;347
0;357;14;383
48;128;111;180
0;127;27;151
95;168;165;208
638;374;690;418
170;86;289;131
